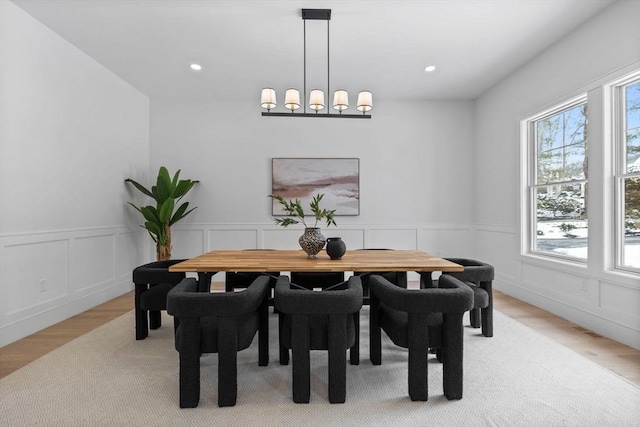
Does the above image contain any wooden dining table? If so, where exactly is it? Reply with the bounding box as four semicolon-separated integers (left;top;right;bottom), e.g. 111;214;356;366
169;249;464;291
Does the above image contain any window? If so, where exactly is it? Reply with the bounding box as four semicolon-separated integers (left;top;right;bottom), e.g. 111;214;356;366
614;76;640;271
526;96;588;261
522;70;639;276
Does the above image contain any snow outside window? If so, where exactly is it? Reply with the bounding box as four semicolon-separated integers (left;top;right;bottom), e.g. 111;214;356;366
527;97;589;261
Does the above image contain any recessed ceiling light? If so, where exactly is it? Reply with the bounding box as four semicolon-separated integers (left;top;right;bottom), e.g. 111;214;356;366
190;63;202;71
424;65;436;72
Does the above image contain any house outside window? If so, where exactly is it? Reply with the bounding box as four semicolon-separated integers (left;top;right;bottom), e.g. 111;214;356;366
526;96;588;261
614;76;640;271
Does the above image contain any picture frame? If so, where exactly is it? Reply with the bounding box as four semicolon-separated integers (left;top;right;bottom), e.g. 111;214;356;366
271;158;360;216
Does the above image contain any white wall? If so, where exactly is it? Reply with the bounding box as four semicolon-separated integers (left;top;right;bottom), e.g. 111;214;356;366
4;0;637;351
0;1;150;346
475;0;640;349
150;98;477;280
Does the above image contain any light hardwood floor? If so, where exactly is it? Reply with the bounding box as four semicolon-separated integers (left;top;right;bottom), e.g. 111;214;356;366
1;289;639;386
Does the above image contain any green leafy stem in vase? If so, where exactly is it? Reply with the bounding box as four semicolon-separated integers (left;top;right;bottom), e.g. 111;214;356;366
269;193;337;228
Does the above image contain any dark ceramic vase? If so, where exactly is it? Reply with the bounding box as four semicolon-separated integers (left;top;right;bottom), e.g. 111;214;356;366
326;237;346;260
299;228;326;258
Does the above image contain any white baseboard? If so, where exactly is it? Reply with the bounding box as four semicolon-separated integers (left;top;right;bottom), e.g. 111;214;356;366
0;279;132;347
496;279;640;351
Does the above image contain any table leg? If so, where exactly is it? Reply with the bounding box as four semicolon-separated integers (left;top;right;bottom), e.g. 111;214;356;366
197;272;213;292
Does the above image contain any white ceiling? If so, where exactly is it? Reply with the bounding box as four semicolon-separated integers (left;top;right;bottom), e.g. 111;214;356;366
11;0;616;102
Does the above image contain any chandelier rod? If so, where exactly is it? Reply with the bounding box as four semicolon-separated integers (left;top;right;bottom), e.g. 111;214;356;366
303;13;331;115
303;18;306;114
327;18;330;115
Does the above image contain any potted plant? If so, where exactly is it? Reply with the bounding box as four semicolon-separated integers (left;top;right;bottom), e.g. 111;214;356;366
126;167;199;261
269;193;338;258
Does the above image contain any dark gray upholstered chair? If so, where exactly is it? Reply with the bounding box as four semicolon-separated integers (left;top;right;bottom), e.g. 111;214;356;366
289;272;345;290
167;276;270;408
275;275;363;404
441;258;495;337
355;271;408;304
225;271;280;306
369;274;473;401
133;259;186;340
287;271;361;364
224;249;280;306
353;249;408;305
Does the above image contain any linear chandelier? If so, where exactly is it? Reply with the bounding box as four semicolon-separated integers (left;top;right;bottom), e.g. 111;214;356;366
260;9;372;119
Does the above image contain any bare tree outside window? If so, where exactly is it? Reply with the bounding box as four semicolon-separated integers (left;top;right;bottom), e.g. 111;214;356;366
524;74;639;272
620;80;640;269
532;101;588;259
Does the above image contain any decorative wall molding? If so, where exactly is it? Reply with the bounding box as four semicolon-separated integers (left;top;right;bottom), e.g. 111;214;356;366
475;223;517;234
0;226;146;347
497;275;639;349
171;222;476;284
173;222;475;252
518;253;640;290
2;221;637;350
476;228;640;350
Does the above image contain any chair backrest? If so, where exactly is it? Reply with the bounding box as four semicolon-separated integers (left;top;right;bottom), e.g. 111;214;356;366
133;259;186;285
226;271;280;289
275;276;362;315
442;258;494;284
167;276;270;318
354;271;407;287
369;275;473;313
289;272;346;290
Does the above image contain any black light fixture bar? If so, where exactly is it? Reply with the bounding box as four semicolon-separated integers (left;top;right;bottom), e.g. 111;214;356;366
262;112;371;119
301;9;331;20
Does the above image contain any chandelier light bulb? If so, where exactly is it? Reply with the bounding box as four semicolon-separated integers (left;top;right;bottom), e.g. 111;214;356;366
260;88;277;112
357;91;373;113
332;90;349;112
284;89;301;112
309;90;325;112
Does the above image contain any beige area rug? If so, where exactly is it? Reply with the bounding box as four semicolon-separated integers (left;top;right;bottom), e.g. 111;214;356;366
1;308;638;427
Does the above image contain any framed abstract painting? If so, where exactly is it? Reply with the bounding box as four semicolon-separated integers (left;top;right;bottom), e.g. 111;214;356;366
271;158;360;216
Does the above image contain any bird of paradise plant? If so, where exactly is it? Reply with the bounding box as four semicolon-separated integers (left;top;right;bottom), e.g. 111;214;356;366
125;167;199;261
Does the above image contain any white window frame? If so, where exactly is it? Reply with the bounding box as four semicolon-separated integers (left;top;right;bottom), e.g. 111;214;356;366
520;64;640;280
610;71;640;273
522;94;588;263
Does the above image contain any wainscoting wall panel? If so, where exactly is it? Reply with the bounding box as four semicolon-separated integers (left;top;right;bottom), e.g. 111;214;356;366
521;263;592;306
324;228;366;251
1;239;69;320
4;222;637;350
476;225;519;280
116;230;146;279
475;223;640;350
262;228;305;250
209;229;259;250
367;228;417;250
600;281;640;329
420;225;474;258
173;223;471;255
171;229;206;259
74;234;115;294
0;227;145;347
